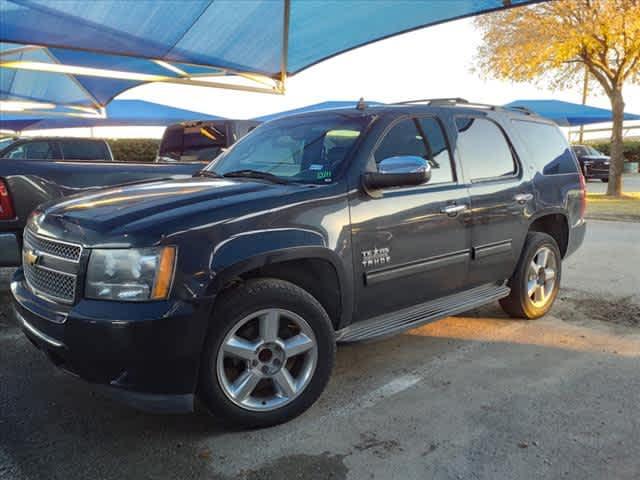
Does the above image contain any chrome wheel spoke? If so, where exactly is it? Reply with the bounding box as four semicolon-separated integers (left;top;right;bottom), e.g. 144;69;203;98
537;249;549;268
273;368;297;398
223;336;258;360
544;268;556;282
259;310;280;342
527;280;538;297
230;370;261;402
534;285;545;303
283;333;314;358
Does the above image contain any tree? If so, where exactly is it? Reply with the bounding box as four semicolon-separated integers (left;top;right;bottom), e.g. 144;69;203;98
475;0;640;196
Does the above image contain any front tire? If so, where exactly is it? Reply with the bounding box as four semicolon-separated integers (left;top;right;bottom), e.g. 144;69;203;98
199;278;335;428
601;177;609;183
500;232;561;319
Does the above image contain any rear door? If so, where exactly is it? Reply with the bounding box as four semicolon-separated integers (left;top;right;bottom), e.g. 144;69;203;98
350;115;472;321
454;115;533;286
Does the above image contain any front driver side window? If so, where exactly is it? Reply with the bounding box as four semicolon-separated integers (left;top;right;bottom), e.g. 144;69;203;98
374;117;454;184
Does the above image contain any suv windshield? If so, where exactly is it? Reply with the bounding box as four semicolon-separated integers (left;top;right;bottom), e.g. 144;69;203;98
205;114;370;184
585;146;603;156
573;145;603;156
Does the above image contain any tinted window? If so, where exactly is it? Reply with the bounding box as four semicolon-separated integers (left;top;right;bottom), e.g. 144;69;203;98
59;140;109;161
512;120;578;175
375;117;454;184
455;117;516;180
5;141;55;160
159;124;229;162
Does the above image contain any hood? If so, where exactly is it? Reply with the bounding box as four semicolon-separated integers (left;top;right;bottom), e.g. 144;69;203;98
33;177;300;245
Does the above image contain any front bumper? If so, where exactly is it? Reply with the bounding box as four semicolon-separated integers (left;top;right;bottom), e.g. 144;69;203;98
11;269;214;413
0;232;21;266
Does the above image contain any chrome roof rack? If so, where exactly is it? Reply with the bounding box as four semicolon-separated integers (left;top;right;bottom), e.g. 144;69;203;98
392;97;470;106
391;98;537;116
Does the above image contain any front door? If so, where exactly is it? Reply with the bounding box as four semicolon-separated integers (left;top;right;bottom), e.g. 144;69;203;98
349;116;472;321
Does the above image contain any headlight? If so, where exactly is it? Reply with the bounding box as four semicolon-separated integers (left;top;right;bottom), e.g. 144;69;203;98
85;247;176;301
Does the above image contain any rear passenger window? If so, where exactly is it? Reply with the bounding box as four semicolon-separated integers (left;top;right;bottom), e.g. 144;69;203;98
375;117;454;184
511;120;578;175
455;117;516;181
60;140;109;161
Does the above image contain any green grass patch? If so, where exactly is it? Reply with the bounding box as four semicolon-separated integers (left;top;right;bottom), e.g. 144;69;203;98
586;192;640;222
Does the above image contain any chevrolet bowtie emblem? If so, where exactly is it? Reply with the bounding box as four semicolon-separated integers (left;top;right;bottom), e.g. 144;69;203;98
25;249;40;267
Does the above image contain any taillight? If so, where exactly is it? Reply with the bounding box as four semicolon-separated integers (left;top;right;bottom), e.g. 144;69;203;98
0;179;15;220
578;173;586;219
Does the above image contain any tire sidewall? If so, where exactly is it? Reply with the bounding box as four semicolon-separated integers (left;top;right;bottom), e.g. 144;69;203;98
199;278;335;428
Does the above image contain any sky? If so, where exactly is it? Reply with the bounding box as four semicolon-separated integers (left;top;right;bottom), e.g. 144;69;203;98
28;16;640;140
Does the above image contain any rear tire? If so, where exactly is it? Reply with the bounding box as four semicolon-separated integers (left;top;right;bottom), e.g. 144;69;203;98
601;178;609;182
199;278;335;428
500;232;561;319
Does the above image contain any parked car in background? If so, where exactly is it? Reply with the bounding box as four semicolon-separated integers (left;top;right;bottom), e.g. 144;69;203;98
0;140;206;267
0;137;114;162
156;120;260;163
571;145;611;182
11;99;586;427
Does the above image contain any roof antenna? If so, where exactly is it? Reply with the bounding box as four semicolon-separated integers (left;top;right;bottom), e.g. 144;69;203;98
356;97;367;111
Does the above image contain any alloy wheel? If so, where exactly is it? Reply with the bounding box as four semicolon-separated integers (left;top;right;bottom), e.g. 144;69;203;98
216;308;318;412
526;246;557;308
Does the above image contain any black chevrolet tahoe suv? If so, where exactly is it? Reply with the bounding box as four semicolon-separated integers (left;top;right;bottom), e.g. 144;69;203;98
11;99;586;427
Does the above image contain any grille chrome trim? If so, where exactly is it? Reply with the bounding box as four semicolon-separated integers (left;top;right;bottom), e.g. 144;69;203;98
22;229;82;305
24;230;83;263
23;262;77;305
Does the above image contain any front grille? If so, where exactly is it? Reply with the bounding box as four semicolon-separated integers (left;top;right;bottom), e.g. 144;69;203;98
22;230;82;305
24;230;82;262
23;262;77;304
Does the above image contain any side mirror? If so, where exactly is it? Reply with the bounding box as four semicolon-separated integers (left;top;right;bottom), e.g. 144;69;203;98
363;155;431;190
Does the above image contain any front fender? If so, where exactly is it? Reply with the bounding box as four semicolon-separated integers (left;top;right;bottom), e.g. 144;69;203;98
206;228;353;327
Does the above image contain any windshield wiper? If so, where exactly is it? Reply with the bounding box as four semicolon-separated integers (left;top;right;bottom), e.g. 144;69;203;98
194;170;221;178
222;169;289;184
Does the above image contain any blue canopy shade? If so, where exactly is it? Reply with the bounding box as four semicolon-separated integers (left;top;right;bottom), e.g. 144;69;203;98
256;100;384;121
0;99;222;132
1;0;543;108
0;42;227;112
505;100;640;127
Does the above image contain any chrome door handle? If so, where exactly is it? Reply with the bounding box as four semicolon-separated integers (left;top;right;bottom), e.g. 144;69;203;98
514;193;533;204
440;204;468;216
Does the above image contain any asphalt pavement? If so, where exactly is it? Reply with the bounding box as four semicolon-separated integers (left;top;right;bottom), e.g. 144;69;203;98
1;220;639;480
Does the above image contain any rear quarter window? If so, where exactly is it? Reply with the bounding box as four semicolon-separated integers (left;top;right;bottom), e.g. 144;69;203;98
511;120;578;175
